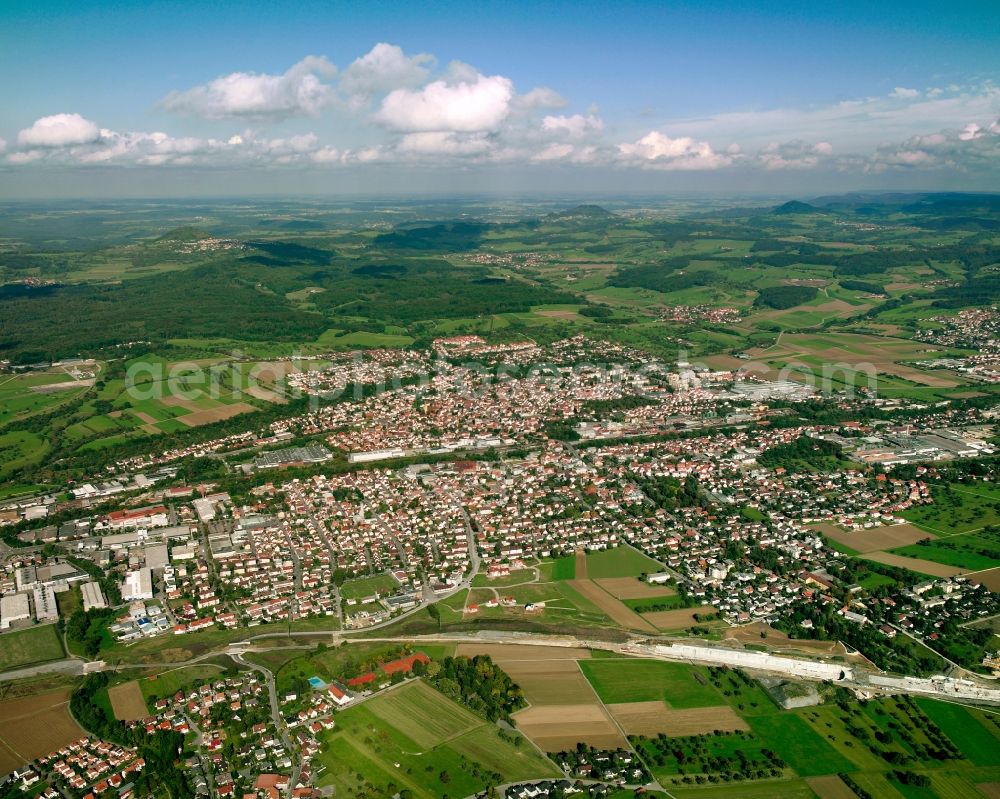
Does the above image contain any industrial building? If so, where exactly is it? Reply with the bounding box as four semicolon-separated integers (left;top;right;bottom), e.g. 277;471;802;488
32;584;59;623
0;592;31;629
81;581;107;612
121;567;154;601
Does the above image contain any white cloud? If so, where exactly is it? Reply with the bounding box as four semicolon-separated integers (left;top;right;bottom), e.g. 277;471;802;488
311;146;342;163
375;72;514;132
959;120;1000;140
339;43;434;108
542;113;603;138
17;113;100;147
162;56;337;120
516;87;568;109
397;131;492;156
758;140;834;170
891;87;920;99
658;85;1000;152
617;131;732;170
868;120;1000;172
533;143;574;161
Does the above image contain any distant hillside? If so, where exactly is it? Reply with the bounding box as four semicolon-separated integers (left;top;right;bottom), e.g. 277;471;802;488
772;201;822;215
155;226;210;241
547;204;616;221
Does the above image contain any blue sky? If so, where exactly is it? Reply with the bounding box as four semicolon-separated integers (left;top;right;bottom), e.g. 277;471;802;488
1;0;998;196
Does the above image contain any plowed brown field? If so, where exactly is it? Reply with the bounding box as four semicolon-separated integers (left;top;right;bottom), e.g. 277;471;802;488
606;702;747;737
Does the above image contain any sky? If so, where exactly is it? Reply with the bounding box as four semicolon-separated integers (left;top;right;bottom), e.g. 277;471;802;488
0;0;998;198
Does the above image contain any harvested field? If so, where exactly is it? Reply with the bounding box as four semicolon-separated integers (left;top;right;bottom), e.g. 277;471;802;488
0;689;84;770
806;775;860;799
133;411;158;424
108;680;149;721
978;784;1000;799
971;567;1000;592
594;577;677;600
863;551;967;577
815;522;930;554
494;660;596;706
454;645;595;705
176;402;256;426
877;363;958;387
245;384;287;403
569;580;657;632
512;704;626;752
574;549;588;579
606;702;747;737
644;606;718;631
453;644;591;662
536;310;580;319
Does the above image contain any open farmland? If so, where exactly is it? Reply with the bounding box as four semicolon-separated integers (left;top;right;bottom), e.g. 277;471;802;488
584;545;663;578
316;680;557;798
0;689;85;772
0;624;65;672
365;679;479;748
486;658;596;706
512;704;627;752
814;522;931;554
108;680;149;721
580;659;722;707
453;643;625;751
594;577;678;600
805;775;860;799
453;644;591;662
568;579;658;632
741;331;963;390
644;606;719;631
972;567;1000;592
606;702;748;737
862;551;968;577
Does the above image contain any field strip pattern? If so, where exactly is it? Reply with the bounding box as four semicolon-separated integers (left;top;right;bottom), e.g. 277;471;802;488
456;643;626;752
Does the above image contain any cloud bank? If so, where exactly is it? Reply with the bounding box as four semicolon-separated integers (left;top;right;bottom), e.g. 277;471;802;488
6;46;1000;181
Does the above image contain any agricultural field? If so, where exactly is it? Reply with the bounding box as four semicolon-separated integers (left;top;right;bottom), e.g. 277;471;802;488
451;644;625;752
108;680;149;721
607;702;748;737
583;545;664;578
579;659;723;707
814;522;931;554
315;679;557;798
594;577;678;600
0;624;65;672
0;689;85;774
137;663;230;704
900;482;1000;536
340;572;400;600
